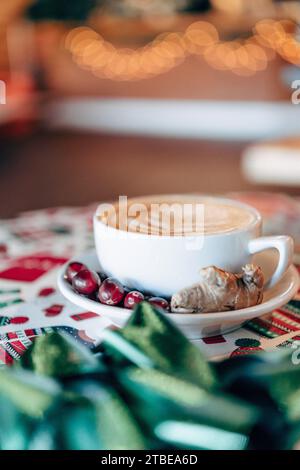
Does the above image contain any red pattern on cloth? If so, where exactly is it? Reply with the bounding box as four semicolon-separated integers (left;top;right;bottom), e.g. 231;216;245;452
0;198;298;362
70;312;99;321
0;255;68;282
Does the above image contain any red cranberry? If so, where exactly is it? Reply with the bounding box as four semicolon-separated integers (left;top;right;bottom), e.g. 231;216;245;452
148;297;169;311
98;278;125;306
72;269;100;295
124;290;145;309
65;262;87;283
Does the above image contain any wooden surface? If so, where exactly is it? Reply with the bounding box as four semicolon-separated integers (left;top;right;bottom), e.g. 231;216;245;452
0;130;299;218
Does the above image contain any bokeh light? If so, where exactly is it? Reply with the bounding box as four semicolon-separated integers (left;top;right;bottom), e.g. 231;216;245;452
65;17;300;81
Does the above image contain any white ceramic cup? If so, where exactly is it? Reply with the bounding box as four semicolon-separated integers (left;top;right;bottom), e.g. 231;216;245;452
93;196;294;297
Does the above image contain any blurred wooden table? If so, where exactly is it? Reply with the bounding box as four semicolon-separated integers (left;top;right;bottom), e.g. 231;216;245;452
0;130;299;218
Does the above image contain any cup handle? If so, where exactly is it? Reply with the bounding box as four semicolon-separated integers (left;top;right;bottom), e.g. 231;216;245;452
248;235;294;289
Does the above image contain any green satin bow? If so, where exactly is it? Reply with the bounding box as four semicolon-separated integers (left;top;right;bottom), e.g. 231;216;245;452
0;302;299;450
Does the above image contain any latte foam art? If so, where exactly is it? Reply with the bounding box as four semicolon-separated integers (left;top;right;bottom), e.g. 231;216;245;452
98;195;257;236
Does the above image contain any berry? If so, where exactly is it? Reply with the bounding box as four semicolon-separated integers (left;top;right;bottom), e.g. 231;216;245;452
65;262;87;283
98;278;125;306
72;269;100;295
148;297;169;311
124;290;144;309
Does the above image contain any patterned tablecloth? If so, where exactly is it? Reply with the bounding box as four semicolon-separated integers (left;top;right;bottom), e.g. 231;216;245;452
0;193;299;365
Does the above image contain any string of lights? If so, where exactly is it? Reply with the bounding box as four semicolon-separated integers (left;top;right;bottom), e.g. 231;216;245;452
65;18;300;81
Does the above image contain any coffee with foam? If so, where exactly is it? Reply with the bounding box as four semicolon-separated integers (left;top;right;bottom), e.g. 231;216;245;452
98;195;257;236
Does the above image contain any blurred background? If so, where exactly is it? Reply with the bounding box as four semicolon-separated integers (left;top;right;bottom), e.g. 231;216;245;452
0;0;300;217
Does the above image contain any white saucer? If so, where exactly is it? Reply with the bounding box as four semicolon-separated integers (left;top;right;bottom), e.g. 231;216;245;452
57;249;299;340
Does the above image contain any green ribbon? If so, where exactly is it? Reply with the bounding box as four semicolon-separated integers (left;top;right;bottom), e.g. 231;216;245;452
0;302;299;450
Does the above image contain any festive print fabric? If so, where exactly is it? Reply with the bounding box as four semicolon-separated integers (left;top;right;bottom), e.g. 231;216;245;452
0;196;299;365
